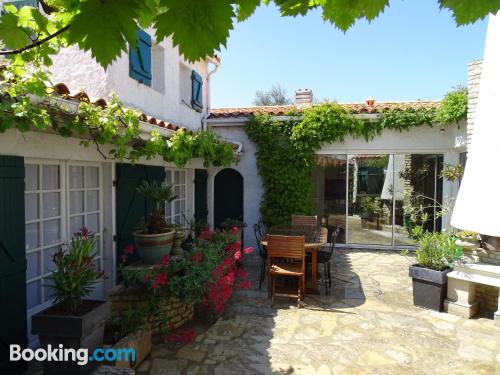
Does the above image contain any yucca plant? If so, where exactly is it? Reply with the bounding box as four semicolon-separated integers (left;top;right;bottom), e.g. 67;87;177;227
136;180;177;234
50;228;104;312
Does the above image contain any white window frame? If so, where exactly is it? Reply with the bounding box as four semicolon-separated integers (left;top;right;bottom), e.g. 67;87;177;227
67;162;104;271
165;168;187;225
25;159;66;316
24;159;104;346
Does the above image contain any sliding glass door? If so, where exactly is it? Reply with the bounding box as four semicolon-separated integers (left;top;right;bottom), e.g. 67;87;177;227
314;153;443;248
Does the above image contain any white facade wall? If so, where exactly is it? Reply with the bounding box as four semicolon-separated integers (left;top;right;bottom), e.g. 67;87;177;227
208;120;467;249
206;126;263;249
51;34;210;131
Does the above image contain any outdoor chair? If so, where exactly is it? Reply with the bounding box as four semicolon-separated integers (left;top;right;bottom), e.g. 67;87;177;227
307;225;341;295
253;223;267;290
266;235;306;307
292;215;318;228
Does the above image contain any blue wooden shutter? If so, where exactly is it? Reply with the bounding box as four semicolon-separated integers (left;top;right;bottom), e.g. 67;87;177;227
191;70;203;111
129;29;152;86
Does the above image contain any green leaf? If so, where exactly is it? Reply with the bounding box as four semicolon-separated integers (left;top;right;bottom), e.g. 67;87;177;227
0;13;29;49
440;0;500;25
321;0;388;31
66;0;148;68
236;0;261;21
155;0;235;62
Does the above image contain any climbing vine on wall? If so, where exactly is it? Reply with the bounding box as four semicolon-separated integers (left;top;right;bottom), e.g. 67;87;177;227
246;87;468;226
0;64;234;167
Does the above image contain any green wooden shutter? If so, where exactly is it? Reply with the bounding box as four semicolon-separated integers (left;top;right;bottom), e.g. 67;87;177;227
115;164;166;267
191;70;203;111
194;169;208;226
0;156;27;374
129;29;152;86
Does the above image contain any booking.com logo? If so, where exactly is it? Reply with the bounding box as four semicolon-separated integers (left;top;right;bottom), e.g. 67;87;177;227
10;344;136;366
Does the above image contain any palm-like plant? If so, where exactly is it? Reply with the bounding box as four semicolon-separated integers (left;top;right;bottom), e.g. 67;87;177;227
137;180;177;234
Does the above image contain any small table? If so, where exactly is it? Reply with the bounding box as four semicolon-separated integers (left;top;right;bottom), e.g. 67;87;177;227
261;238;327;295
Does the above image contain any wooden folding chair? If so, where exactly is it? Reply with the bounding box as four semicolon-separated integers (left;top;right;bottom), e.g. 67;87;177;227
266;235;306;307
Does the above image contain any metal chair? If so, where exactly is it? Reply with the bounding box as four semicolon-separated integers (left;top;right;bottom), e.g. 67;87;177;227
267;235;306;307
253;223;267;290
308;225;341;295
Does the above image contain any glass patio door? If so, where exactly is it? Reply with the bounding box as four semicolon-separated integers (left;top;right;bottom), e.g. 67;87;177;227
347;154;393;246
315;153;444;248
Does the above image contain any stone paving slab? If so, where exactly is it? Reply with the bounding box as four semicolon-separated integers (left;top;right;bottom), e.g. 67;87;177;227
131;250;500;374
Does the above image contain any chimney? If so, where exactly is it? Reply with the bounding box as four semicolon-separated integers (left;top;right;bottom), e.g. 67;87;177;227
366;98;375;106
294;89;313;106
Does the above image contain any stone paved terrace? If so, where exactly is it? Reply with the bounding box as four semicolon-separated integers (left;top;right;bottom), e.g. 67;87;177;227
128;250;500;374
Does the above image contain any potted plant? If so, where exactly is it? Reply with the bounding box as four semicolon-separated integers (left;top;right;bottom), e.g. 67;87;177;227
409;232;463;311
133;180;177;264
32;228;109;375
220;218;247;243
359;196;381;229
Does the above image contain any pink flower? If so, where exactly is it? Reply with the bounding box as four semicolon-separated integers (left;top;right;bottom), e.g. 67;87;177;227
243;247;253;255
230;226;239;233
120;254;128;263
152;273;168;288
234;250;242;261
161;254;170;266
123;244;134;255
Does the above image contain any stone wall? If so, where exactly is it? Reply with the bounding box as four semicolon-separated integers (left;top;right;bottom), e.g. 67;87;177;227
476;284;499;314
108;284;194;332
467;60;483;150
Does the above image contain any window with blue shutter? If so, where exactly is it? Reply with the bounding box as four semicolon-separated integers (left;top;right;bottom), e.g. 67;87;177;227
191;70;203;112
129;29;152;86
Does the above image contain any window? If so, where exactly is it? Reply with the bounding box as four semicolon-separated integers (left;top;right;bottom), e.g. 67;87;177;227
68;164;103;270
191;70;203;111
165;169;187;225
25;163;64;311
24;162;103;313
129;29;152;86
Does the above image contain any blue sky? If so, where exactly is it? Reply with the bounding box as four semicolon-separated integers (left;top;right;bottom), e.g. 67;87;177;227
211;1;487;108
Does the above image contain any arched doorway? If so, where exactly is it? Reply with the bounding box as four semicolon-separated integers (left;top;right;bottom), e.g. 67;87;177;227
214;168;243;229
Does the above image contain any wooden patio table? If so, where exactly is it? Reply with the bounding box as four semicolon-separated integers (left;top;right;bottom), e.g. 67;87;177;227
261;225;327;295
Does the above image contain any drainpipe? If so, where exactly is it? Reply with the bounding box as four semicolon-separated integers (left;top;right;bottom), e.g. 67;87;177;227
202;54;221;130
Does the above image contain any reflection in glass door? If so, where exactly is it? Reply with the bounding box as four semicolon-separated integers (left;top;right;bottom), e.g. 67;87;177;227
347;154;393;246
313;154;347;244
314;153;444;248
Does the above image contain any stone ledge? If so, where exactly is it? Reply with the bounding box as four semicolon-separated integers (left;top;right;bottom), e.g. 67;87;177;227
444;299;479;318
449;263;500;288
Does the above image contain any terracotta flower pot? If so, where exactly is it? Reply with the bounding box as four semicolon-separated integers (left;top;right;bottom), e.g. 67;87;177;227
133;229;175;265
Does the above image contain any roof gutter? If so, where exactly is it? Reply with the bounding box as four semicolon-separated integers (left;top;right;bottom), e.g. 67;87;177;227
202;55;221;130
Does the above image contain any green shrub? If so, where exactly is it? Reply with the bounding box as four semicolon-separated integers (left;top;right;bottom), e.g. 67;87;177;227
415;232;463;271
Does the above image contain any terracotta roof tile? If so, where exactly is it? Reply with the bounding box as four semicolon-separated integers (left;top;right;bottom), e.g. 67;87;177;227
50;83;190;133
208;101;440;119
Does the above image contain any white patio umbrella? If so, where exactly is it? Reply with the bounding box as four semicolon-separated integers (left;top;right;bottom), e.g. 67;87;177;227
451;13;500;237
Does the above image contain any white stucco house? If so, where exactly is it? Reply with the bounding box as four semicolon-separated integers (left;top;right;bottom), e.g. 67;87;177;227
0;25;221;348
205;89;468;250
0;2;487;361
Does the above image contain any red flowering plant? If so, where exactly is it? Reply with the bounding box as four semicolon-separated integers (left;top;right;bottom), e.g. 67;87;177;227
118;226;253;333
